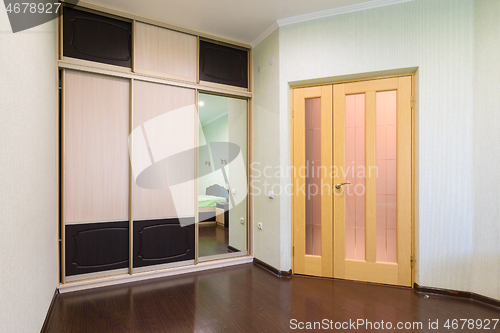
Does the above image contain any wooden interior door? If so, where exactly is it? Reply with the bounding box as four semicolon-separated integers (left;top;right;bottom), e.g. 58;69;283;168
292;76;412;286
333;76;412;286
292;85;333;277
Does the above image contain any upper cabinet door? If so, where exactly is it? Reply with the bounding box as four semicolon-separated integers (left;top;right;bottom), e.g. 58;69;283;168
63;7;132;68
199;40;248;89
135;22;197;81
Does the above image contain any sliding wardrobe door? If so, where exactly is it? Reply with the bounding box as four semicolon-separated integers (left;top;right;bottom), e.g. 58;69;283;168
197;93;248;260
131;80;196;270
63;70;130;279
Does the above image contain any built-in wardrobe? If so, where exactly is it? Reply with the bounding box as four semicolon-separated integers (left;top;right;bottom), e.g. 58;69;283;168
59;5;251;284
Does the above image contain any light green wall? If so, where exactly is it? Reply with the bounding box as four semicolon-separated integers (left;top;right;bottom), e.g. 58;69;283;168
472;0;500;300
0;12;58;333
252;28;281;269
277;0;476;289
198;115;228;194
254;0;500;300
228;98;248;251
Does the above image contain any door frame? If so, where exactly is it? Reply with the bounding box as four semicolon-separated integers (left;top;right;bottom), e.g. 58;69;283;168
290;72;416;286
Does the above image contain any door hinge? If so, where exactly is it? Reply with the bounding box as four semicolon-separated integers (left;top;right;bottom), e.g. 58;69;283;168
293;245;295;257
411;255;414;268
410;96;414;109
292;107;294;118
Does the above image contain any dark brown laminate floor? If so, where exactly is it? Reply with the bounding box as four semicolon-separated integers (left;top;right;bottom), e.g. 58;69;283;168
45;263;500;332
198;225;229;257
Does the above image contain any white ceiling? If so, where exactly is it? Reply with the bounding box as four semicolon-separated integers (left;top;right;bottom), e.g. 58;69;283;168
84;0;390;45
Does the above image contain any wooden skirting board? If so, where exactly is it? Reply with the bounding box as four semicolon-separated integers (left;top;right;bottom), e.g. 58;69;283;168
253;258;292;278
414;283;500;309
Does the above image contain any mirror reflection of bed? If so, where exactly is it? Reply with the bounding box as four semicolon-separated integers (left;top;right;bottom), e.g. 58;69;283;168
198;184;231;257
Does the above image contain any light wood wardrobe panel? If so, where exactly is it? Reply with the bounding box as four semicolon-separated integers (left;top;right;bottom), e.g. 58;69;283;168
132;80;195;219
135;22;197;81
64;70;129;223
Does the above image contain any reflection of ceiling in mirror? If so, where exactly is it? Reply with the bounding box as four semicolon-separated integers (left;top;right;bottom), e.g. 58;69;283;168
198;93;229;126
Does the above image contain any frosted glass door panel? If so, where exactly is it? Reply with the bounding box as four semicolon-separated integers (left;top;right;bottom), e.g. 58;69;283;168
292;85;333;278
375;91;397;263
345;94;365;260
305;98;321;256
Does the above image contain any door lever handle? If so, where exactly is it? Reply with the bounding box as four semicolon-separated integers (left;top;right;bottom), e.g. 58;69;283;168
335;182;351;189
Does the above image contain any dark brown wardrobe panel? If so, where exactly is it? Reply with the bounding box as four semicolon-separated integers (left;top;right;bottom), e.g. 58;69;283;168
199;40;248;88
63;7;132;68
133;218;195;268
65;222;129;276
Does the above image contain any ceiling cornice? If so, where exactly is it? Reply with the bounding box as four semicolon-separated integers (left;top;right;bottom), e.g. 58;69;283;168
251;0;414;47
277;0;414;26
251;21;279;48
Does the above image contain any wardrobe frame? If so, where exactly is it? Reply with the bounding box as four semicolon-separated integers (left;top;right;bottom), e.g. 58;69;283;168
57;1;254;290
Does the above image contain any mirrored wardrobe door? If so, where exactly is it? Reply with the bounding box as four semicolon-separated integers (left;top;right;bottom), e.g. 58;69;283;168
197;93;248;260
